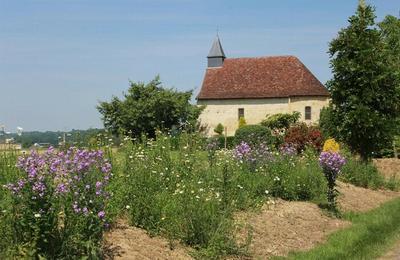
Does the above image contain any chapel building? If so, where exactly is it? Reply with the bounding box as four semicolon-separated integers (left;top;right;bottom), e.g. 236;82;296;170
197;36;330;136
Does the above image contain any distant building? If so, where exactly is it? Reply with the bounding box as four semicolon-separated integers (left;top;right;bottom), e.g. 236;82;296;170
197;36;330;136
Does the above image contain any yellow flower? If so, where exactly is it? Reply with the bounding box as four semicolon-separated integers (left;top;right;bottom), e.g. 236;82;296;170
323;138;340;152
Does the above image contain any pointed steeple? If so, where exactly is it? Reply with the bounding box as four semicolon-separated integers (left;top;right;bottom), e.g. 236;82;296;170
207;35;226;67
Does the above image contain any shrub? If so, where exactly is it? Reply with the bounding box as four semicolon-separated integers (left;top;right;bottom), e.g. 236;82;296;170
284;123;324;153
238;117;247;128
261;112;300;130
323;138;340;153
234;125;274;147
214;123;224;135
217;136;235;149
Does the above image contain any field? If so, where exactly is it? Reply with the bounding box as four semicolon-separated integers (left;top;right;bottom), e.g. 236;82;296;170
0;132;399;259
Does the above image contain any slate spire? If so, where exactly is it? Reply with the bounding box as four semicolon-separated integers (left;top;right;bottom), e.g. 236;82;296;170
207;35;226;67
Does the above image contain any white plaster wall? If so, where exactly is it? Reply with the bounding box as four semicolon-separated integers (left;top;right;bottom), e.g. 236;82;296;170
197;97;329;136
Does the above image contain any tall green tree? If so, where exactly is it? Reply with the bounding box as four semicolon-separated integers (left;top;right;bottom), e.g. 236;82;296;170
379;15;400;136
326;1;400;161
97;76;203;138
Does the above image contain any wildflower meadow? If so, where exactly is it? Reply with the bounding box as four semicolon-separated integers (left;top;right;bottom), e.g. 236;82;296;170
0;130;397;259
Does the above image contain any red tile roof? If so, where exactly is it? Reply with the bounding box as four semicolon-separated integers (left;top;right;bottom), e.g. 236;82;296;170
197;56;329;100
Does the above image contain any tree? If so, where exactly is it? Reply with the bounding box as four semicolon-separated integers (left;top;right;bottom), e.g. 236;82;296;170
97;76;203;138
238;117;247;128
326;2;400;161
379;15;400;137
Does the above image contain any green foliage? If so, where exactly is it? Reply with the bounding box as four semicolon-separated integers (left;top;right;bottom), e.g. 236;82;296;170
97;76;204;138
264;153;327;202
261;112;300;130
234;125;274;147
340;157;386;190
214;123;224;135
238;117;247;128
379;15;400;69
319;105;338;139
326;3;400;161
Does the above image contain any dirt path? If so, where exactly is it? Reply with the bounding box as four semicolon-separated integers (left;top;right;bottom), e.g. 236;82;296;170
104;220;192;260
234;181;400;259
235;199;350;259
337;181;400;212
379;239;400;260
374;158;400;179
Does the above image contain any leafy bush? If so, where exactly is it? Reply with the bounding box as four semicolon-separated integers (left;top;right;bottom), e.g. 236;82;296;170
214;123;224;135
261;112;300;130
284;123;324;153
234;125;274;147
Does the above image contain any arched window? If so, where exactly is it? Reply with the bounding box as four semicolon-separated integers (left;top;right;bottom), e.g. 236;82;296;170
305;106;311;120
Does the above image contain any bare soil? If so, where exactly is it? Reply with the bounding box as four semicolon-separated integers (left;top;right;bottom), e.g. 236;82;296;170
337;181;400;212
374;158;400;179
379;238;400;260
104;220;192;260
235;199;349;259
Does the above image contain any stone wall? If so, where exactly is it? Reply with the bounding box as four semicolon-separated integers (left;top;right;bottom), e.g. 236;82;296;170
197;96;329;136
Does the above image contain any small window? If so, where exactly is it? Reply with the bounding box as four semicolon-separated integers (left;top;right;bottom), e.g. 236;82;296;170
238;108;244;120
305;106;311;120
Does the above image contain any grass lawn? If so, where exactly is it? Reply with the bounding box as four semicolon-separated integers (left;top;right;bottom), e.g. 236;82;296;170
282;197;400;259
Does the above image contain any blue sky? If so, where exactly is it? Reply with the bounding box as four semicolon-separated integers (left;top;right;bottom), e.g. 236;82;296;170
0;0;399;131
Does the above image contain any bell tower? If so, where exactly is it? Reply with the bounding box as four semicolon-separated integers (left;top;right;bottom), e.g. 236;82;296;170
207;35;226;68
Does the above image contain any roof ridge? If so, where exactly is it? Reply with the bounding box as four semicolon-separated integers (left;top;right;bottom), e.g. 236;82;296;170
225;55;298;60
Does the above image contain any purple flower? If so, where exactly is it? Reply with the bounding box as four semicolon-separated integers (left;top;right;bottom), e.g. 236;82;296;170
280;143;297;156
319;152;346;177
233;142;252;160
97;211;105;219
95;181;102;189
56;183;68;194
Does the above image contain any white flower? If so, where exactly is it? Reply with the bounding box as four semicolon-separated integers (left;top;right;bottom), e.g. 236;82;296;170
129;155;133;159
34;213;41;218
125;205;130;209
265;190;269;195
